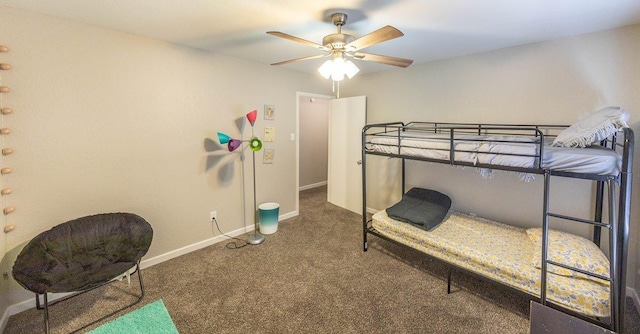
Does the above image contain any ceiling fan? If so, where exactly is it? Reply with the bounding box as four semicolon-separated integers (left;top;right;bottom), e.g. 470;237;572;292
267;13;413;80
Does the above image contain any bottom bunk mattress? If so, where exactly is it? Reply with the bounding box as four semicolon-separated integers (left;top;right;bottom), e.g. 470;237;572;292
371;210;611;317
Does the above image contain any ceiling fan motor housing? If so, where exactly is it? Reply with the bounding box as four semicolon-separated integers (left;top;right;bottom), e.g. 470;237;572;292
323;33;356;50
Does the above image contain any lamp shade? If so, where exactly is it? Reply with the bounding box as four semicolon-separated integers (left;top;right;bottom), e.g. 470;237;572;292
246;109;258;126
217;132;230;144
249;137;262;152
344;60;360;79
318;60;333;79
227;139;243;152
331;58;346;81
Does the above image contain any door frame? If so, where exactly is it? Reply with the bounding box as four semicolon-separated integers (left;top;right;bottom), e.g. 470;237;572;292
295;91;334;216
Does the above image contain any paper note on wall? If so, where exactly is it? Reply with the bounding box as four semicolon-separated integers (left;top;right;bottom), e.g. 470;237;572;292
264;127;276;142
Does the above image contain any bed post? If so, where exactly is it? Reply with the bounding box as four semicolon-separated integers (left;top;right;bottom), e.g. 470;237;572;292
594;181;604;246
362;125;369;252
613;128;633;332
608;179;620;332
402;159;406;195
540;171;551;305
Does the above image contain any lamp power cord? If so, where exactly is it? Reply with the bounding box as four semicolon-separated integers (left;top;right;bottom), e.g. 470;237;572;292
211;217;248;249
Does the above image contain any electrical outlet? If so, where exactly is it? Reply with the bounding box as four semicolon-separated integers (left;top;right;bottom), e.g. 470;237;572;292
210;211;217;221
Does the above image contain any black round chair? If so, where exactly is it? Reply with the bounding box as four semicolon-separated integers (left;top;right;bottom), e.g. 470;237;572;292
12;212;153;334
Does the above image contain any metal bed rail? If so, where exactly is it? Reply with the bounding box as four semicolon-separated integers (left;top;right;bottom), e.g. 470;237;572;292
363;122;624;182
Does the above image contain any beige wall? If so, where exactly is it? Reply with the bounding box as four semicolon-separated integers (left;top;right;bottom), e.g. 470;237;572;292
346;24;640;298
2;3;640;325
0;6;331;318
299;96;329;188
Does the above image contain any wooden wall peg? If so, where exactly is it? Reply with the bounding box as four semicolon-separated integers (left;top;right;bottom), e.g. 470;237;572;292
0;128;10;135
0;86;9;93
1;167;12;175
1;108;13;115
0;63;10;70
3;206;15;215
0;45;8;52
2;148;13;155
1;188;11;196
3;225;14;233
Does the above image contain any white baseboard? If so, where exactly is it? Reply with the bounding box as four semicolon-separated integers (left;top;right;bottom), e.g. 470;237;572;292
140;224;253;269
142;209;296;269
279;210;298;221
299;181;327;191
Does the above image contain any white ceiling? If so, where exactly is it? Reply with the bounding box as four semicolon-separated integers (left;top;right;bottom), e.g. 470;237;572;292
2;0;640;75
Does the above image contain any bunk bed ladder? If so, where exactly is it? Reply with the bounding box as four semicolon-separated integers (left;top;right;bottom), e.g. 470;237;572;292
540;172;620;332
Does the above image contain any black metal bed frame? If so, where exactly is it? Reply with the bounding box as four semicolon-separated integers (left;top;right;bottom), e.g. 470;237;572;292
360;121;634;333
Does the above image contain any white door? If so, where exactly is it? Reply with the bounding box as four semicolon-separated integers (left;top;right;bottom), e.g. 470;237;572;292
327;96;366;214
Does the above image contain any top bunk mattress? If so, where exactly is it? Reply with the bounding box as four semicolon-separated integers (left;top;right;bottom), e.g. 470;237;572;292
367;131;621;176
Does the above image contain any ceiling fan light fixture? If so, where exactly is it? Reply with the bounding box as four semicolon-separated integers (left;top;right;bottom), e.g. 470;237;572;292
317;57;359;81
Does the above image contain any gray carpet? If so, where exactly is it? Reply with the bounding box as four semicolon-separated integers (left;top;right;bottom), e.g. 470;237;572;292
4;186;640;333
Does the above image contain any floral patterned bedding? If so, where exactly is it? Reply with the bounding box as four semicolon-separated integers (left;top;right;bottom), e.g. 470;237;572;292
372;210;610;317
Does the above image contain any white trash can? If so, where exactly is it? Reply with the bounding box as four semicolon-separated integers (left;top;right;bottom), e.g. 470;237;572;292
258;202;279;235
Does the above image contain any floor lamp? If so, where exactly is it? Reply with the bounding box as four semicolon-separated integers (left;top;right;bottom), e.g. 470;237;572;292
217;110;265;245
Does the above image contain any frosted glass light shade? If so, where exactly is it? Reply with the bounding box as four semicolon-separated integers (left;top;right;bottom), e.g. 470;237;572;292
318;60;333;79
331;58;346;81
344;60;359;79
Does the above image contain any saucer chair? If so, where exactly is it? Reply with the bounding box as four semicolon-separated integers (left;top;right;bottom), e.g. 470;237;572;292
12;212;153;333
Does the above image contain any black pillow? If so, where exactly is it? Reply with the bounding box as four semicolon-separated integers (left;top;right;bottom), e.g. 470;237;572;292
386;188;452;231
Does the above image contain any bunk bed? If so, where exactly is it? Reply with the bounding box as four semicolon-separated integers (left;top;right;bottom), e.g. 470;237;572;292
360;107;633;333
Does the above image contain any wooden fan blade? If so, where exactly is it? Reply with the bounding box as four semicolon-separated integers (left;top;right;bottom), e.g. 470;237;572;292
345;26;404;51
267;31;328;50
352;52;413;68
271;54;329;66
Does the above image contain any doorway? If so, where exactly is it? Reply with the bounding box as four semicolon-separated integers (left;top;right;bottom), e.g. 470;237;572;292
296;92;367;216
296;92;333;216
299;95;331;191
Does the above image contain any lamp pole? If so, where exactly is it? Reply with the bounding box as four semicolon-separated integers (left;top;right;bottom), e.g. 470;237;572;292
246;124;265;245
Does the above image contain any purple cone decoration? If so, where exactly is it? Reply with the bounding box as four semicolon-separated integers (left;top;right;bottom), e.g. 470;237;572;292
227;138;243;152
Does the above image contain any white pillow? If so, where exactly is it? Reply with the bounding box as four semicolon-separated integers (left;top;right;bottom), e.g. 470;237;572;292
552;106;629;148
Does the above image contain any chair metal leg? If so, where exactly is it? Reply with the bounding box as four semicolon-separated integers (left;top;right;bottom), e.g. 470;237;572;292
33;262;145;334
447;268;452;294
43;292;49;334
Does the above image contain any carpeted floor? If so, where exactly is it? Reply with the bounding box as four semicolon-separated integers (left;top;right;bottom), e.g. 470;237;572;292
4;185;640;333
